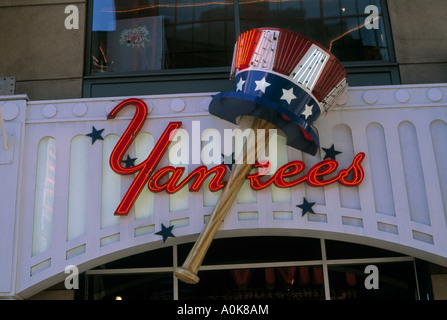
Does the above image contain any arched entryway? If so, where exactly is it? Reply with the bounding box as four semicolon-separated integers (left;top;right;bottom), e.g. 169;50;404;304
77;236;431;300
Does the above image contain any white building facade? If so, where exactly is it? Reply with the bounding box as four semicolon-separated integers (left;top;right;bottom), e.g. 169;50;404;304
1;82;446;299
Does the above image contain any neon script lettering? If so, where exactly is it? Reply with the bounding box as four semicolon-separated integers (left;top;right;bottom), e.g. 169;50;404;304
108;98;365;216
107;98;181;215
246;153;365;190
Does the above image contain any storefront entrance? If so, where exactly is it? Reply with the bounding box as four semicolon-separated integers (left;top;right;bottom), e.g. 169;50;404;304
79;236;427;300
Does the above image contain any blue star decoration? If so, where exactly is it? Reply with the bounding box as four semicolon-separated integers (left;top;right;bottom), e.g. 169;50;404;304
86;126;104;145
155;224;175;243
121;155;137;168
322;144;342;160
296;197;316;216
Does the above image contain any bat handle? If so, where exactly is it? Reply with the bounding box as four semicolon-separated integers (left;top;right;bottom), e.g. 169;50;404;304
175;118;276;284
175;157;253;283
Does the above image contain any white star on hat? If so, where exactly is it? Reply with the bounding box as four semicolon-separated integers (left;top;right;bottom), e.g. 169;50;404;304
236;78;246;91
301;103;313;120
254;77;271;93
280;88;297;105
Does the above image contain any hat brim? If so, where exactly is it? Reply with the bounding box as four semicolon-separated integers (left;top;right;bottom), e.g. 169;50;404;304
209;91;319;156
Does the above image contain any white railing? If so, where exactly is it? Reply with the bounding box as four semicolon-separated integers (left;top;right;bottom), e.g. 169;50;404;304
0;84;446;298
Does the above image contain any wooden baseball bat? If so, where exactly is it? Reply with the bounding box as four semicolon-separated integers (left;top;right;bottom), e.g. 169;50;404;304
175;118;276;284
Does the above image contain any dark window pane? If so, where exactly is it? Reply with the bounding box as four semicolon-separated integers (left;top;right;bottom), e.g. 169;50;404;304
90;0;235;73
87;273;173;300
328;262;417;300
178;236;322;265
239;0;390;62
179;266;325;300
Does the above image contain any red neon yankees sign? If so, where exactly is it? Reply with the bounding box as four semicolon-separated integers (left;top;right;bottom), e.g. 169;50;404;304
107;98;181;215
107;98;365;216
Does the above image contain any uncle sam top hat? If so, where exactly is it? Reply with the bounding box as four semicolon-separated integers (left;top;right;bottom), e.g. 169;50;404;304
209;28;348;156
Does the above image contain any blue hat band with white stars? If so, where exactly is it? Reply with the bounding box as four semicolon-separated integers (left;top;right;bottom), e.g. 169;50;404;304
209;70;321;155
234;70;321;125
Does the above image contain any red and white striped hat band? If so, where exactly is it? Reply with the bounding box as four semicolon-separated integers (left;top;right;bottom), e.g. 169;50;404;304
209;28;348;156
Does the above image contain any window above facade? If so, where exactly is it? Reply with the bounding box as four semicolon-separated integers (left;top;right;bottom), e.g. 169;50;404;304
84;0;398;97
239;0;390;63
90;0;236;73
89;0;391;73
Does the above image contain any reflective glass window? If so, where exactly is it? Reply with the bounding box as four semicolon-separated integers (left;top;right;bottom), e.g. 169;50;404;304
90;0;235;73
89;0;392;74
328;262;417;300
239;0;390;62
